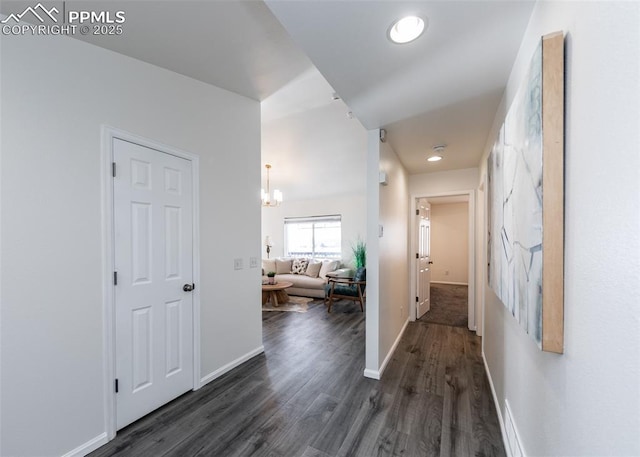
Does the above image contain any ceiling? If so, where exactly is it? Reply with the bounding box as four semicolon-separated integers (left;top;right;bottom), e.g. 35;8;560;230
265;1;535;174
3;0;313;101
427;195;469;205
2;0;535;184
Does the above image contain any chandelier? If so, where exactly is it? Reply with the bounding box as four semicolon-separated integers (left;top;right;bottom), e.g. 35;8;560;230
261;164;283;207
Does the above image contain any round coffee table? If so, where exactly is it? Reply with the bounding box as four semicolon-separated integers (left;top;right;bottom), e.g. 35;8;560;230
261;281;293;307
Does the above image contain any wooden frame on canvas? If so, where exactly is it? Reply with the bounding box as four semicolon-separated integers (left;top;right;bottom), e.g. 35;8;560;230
487;32;564;353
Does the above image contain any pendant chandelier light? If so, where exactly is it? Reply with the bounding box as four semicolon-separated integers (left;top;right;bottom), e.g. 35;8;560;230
261;164;283;207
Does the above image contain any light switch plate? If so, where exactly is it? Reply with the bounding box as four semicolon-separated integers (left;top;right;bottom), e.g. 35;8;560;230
249;257;258;268
234;258;243;270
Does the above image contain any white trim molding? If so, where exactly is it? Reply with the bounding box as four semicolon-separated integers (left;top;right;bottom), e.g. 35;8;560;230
467;191;476;331
363;368;381;380
431;281;469;286
200;346;265;386
364;318;409;380
482;351;511;457
61;433;108;457
101;125;201;440
504;399;526;457
483;354;526;456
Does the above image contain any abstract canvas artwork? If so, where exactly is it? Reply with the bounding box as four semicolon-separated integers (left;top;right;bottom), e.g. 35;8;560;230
488;32;565;353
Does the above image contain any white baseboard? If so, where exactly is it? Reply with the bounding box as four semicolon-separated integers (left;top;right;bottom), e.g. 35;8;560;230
504;400;526;457
431;281;468;286
364;318;409;380
84;347;265;456
482;350;510;457
61;432;108;457
363;368;380;380
200;345;265;387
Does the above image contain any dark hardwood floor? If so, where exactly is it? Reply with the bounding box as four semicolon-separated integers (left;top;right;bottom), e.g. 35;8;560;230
91;300;505;457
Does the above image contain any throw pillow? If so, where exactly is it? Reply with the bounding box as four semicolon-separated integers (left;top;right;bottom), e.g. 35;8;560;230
319;259;340;279
305;261;322;278
275;258;293;274
291;258;309;275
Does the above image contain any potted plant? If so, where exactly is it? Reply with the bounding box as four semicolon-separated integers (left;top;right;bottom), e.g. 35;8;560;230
352;239;366;269
267;271;276;285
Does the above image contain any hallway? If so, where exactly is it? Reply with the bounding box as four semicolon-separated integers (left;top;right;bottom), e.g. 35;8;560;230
421;284;469;328
92;300;503;456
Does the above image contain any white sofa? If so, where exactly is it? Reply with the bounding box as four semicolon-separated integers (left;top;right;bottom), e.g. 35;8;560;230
262;257;346;299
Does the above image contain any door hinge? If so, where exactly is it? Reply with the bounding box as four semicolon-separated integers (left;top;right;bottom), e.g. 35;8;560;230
416;209;419;216
416;296;419;302
114;271;118;285
115;378;119;393
112;162;116;177
416;253;419;259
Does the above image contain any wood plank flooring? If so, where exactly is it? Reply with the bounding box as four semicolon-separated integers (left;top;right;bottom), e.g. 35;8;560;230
90;300;505;457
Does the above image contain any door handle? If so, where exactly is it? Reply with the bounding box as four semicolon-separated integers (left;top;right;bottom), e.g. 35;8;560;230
428;261;433;264
183;283;195;292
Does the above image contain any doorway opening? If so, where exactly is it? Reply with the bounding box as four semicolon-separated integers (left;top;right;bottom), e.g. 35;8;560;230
410;191;476;331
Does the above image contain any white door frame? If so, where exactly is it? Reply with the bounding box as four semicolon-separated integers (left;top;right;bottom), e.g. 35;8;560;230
476;177;486;337
409;190;476;332
101;126;201;440
415;198;432;319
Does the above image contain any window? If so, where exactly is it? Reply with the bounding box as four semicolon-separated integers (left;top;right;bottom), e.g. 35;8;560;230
284;215;341;259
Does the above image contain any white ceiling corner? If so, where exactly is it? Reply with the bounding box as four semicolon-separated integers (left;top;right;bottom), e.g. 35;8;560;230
261;67;338;123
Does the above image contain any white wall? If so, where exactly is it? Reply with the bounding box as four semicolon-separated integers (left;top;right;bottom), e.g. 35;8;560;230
365;131;381;375
1;32;262;456
430;202;469;284
378;141;410;367
365;133;410;378
409;167;479;195
261;68;367;202
481;2;640;455
261;194;366;264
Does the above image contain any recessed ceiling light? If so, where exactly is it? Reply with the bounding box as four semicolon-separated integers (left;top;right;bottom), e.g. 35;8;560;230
388;16;426;44
427;144;446;162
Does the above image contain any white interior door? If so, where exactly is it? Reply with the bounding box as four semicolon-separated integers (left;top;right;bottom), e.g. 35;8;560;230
416;199;432;319
113;138;194;430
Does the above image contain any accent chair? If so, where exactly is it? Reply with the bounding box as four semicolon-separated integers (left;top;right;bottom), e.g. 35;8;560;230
324;267;366;313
